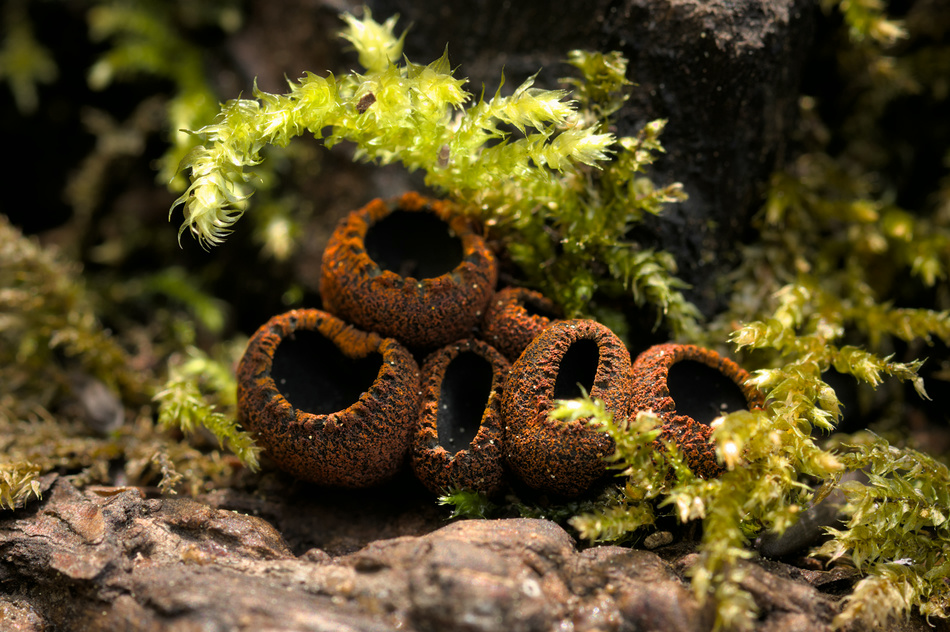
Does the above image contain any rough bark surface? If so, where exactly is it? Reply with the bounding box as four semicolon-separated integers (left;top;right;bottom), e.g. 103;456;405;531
365;0;814;314
2;477;945;632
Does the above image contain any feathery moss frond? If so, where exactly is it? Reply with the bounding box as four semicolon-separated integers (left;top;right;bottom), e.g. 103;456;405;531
562;390;841;631
822;0;908;46
154;345;258;471
437;488;496;520
731;279;934;435
0;214;141;411
172;9;697;334
171;10;604;248
87;0;235;190
818;435;950;627
338;8;405;72
0;462;43;510
559;399;665;545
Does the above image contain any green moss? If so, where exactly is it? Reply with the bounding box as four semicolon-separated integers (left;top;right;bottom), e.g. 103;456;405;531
823;0;907;46
0;462;42;510
165;6;950;628
0;213;259;500
437;488;496;520
819;434;950;626
0;214;142;411
87;0;241;190
172;9;698;335
154;344;260;472
565;1;950;627
562;393;841;631
559;400;665;543
141;267;230;336
4;2;950;628
561;363;944;630
0;1;58;114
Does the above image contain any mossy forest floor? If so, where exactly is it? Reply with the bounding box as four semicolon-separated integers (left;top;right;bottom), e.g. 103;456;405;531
2;1;950;631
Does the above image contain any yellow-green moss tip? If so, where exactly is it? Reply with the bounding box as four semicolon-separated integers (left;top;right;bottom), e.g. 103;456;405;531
171;8;697;334
0;462;43;510
154;346;260;472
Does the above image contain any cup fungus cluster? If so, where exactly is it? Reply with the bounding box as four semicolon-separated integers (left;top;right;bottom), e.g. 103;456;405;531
237;192;764;497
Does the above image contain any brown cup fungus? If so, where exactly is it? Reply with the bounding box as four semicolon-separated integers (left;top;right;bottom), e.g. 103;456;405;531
479;286;560;362
237;309;420;488
629;343;765;479
320;192;498;349
411;338;510;496
503;319;632;497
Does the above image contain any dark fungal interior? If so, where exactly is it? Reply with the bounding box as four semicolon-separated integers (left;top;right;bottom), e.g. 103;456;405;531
436;351;494;455
520;294;558;320
271;329;382;415
553;339;600;399
666;360;749;426
364;209;464;279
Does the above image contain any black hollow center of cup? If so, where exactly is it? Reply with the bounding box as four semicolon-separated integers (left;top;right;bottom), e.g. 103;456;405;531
437;351;493;455
553;339;600;399
667;360;749;426
272;330;383;416
521;295;557;320
364;210;464;279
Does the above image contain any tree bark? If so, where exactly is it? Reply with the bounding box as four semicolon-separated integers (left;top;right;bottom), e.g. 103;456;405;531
3;477;942;631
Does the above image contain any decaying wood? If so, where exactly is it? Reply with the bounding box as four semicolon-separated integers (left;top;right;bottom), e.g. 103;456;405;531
2;476;944;631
